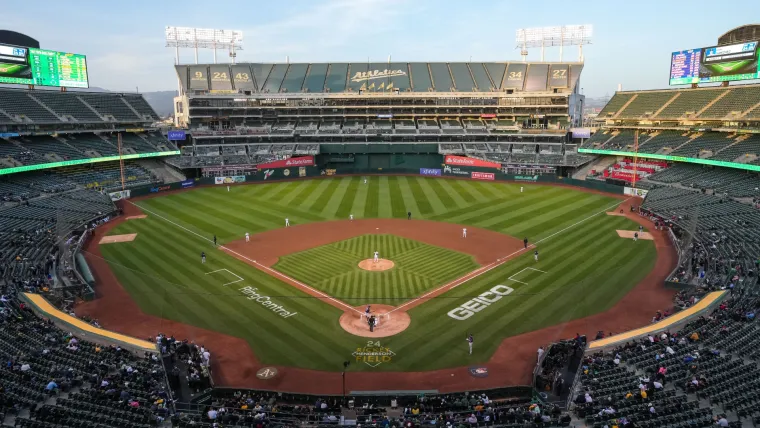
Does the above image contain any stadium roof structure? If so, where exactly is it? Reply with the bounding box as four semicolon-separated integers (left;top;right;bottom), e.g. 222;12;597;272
175;62;583;96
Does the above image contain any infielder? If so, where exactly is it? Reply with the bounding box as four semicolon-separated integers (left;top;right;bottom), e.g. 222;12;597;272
466;333;474;355
365;305;371;317
639;225;644;233
373;251;379;263
285;218;290;227
462;228;467;238
245;232;250;242
201;251;206;264
350;214;354;221
534;250;539;262
213;235;217;246
633;232;639;242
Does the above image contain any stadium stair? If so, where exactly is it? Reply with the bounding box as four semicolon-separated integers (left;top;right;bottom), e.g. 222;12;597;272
739;100;760;119
694;90;730;117
74;96;106;121
612;94;639;119
26;94;63;122
651;92;680;117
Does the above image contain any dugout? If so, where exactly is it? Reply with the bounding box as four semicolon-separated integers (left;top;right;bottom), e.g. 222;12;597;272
317;143;443;174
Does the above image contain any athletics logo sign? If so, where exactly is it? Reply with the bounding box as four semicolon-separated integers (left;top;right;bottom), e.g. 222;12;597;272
352;340;395;367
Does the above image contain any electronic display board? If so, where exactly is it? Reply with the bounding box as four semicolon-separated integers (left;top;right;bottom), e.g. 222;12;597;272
670;41;760;85
0;43;89;88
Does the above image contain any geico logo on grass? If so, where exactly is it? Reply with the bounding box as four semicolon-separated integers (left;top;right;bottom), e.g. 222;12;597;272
447;285;514;321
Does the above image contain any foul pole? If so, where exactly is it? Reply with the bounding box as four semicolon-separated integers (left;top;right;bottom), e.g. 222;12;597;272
631;129;639;188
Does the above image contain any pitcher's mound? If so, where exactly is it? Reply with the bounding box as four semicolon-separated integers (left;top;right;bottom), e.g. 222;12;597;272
339;304;411;338
358;259;395;271
99;233;137;244
616;230;654;240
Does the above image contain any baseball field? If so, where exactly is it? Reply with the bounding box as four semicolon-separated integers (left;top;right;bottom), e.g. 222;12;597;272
87;176;660;375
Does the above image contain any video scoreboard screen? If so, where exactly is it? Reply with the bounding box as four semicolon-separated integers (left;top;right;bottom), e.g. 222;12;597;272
670;41;759;85
0;43;89;88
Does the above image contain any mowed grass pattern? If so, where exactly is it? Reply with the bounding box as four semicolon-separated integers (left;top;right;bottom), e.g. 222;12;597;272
99;176;657;371
274;235;479;304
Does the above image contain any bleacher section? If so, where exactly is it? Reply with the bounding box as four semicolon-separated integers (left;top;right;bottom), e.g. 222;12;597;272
0;133;177;168
0;88;160;124
646;163;760;198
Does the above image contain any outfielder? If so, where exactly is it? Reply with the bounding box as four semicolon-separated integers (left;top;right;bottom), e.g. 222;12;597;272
373;251;379;263
521;186;524;193
534;250;539;262
364;178;368;184
245;232;250;242
462;228;467;238
285;218;290;227
227;185;230;192
466;333;474;355
201;251;206;264
350;214;354;221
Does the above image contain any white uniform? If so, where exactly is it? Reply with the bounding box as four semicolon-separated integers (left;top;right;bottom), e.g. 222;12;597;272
350;214;354;221
521;187;524;193
462;228;467;238
227;185;230;192
285;218;290;227
467;335;473;355
364;179;367;184
534;251;539;262
245;233;250;242
373;251;379;263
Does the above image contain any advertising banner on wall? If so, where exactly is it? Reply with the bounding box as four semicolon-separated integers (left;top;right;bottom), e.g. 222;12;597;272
257;156;315;169
624;187;649;198
108;190;131;201
444;155;501;169
214;176;246;184
442;165;471;176
167;130;186;141
571;128;591;139
513;175;540;182
180;179;195;188
419;168;442;176
471;172;495;180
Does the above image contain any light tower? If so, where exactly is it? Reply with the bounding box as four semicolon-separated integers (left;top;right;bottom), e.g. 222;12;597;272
164;26;244;65
515;25;593;62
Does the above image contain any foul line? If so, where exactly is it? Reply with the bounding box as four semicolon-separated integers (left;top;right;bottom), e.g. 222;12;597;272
205;268;244;286
387;197;632;314
126;201;363;314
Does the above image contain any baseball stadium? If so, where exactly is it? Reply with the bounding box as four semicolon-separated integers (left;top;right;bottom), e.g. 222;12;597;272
0;21;759;428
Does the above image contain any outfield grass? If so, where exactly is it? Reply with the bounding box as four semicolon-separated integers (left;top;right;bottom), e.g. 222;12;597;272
274;234;480;304
97;176;657;371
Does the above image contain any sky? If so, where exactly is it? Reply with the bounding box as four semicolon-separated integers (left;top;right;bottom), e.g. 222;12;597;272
3;0;758;97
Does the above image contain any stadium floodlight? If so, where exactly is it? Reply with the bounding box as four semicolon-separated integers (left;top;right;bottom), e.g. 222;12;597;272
165;26;244;64
516;25;593;62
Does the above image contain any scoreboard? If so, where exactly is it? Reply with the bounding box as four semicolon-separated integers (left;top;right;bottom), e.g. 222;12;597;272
670;41;760;85
0;43;89;88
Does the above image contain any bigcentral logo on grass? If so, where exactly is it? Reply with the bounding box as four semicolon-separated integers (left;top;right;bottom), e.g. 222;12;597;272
352;340;395;367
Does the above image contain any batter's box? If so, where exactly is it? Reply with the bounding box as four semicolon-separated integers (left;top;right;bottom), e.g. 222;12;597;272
205;268;244;286
507;267;546;285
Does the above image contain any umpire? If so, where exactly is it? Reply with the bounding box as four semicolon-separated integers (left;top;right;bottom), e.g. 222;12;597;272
523;237;528;249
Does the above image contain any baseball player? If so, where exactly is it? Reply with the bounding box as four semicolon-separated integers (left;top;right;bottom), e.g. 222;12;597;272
534;250;539;262
285;218;290;227
364;178;368;184
639;225;644;233
520;186;524;193
227;185;230;192
633;232;639;242
213;235;217;246
350;214;354;221
245;232;250;242
523;237;529;249
407;211;412;220
365;305;371;316
462;228;467;238
373;251;380;263
466;333;474;355
201;251;206;264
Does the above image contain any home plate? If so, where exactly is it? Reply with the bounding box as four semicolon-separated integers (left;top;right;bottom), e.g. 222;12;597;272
126;215;147;220
616;230;653;240
99;233;137;244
